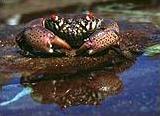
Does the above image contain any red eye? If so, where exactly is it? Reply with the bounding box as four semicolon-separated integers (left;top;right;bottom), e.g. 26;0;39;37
86;11;94;20
50;14;58;21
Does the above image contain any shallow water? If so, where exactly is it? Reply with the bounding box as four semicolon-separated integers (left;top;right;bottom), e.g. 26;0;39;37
0;55;160;116
0;0;160;116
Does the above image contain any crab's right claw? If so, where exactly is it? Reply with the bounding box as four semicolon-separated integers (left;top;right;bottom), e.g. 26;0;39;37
50;35;72;52
16;26;71;54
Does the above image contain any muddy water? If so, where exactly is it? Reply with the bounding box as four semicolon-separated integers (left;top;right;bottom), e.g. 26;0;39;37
0;0;160;116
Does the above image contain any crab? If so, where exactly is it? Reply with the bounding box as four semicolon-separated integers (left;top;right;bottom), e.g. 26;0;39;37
16;12;122;57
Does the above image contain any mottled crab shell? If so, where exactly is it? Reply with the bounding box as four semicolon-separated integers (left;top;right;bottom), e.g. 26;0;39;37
44;13;104;48
16;13;120;56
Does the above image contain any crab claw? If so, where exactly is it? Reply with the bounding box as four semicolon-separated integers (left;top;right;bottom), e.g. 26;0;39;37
16;26;71;54
76;29;119;55
50;35;72;52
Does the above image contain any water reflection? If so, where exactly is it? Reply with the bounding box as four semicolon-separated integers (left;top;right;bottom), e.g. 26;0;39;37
20;60;133;108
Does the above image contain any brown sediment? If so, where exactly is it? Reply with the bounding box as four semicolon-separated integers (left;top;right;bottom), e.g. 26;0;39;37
116;21;160;54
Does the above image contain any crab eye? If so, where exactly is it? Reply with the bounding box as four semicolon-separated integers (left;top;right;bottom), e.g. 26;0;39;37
50;14;59;21
85;12;94;21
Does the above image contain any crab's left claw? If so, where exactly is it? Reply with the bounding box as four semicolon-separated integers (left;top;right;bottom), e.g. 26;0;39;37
76;29;119;56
